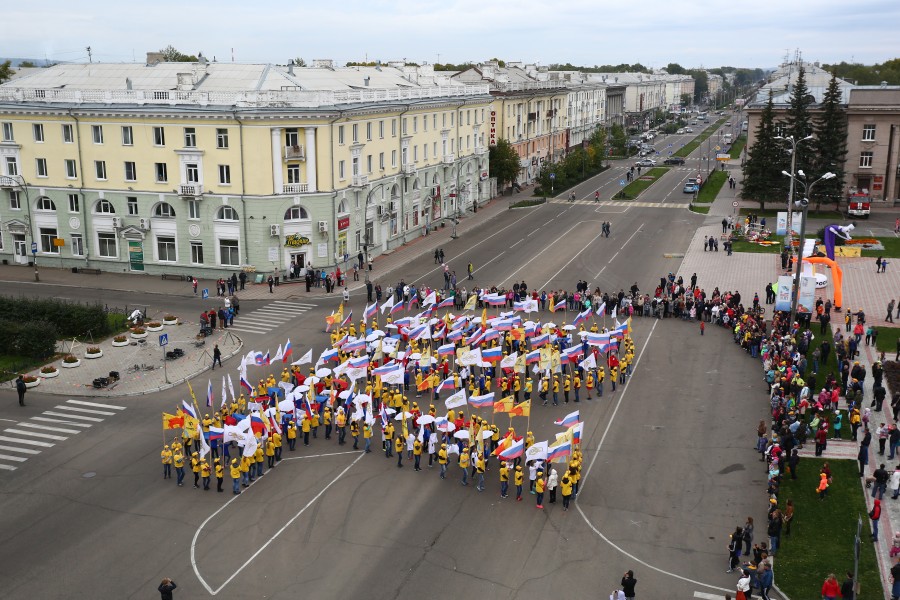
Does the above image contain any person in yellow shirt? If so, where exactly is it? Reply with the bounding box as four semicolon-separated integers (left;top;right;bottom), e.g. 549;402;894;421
336;408;347;445
394;436;405;468
214;458;224;493
475;455;486;491
438;443;449;479
552;376;560;406
324;406;333;440
535;469;545;509
525;431;535;451
525;377;533;403
484;376;492;393
415;371;424;398
513;376;522;403
597;365;606;397
281;368;291;383
272;430;283;461
413;438;423;471
585;370;594;400
350;420;360;450
161;444;173;480
560;473;573;510
256;380;267;397
490;424;500;454
363;422;373;453
459;448;470;485
200;458;211;491
383;422;395;456
301;414;312;446
573;372;581;403
286;421;297;451
563;375;571;404
499;462;510;498
610;365;619;392
265;437;276;468
239;455;251;486
191;452;201;489
202;414;212;433
539;377;549;405
254;443;264;478
514;465;525;501
173;447;185;487
230;458;242;494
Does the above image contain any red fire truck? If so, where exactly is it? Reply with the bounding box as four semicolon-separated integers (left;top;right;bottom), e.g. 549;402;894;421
847;191;871;218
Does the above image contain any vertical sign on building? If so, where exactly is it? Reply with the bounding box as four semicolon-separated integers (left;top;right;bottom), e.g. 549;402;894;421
489;111;497;146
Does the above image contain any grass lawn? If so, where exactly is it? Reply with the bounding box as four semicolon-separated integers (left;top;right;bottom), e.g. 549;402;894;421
861;238;900;259
731;240;782;254
510;199;546;208
673;118;728;157
729;135;746;159
695;171;728;203
615;167;669;199
873;326;900;355
0;355;49;383
690;205;710;214
775;458;880;600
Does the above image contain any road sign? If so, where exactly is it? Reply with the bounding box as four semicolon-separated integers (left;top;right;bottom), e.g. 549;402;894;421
159;333;169;347
717;153;731;161
549;173;556;180
31;242;37;254
715;145;722;151
619;180;626;186
202;288;209;299
732;201;739;207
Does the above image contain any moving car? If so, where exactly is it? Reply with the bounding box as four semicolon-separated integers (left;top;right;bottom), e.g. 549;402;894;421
683;178;699;193
663;157;685;165
635;158;656;167
676;128;686;134
685;127;694;133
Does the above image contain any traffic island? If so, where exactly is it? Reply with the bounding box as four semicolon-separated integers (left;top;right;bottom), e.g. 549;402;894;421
613;167;669;200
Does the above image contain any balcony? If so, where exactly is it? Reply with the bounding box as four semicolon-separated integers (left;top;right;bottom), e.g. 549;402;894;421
403;163;417;175
179;183;203;197
475;147;487;155
442;153;456;164
351;174;368;188
284;145;306;161
283;183;309;194
0;174;25;189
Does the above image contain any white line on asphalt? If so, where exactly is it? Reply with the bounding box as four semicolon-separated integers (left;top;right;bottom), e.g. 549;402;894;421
67;400;126;410
540;222;643;290
510;239;523;248
693;592;726;600
42;411;104;422
54;406;116;416
4;429;68;441
595;225;643;279
0;436;55;447
30;417;92;427
0;464;16;471
191;451;365;595
0;454;27;463
0;445;41;454
0;419;17;423
530;228;540;235
499;220;589;287
229;327;270;334
17;422;80;434
271;301;317;308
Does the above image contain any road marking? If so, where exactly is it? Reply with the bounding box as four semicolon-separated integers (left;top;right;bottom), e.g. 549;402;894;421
30;417;92;427
510;239;523;248
0;436;55;447
191;451;365;595
694;592;727;600
0;445;41;455
53;406;116;416
0;454;27;462
4;429;68;441
66;400;126;410
17;422;80;435
42;411;103;422
595;226;643;279
0;464;16;471
271;301;317;309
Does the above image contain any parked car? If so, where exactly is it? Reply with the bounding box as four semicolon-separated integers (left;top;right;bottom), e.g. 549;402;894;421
663;157;685;165
683;178;699;193
635;158;656;167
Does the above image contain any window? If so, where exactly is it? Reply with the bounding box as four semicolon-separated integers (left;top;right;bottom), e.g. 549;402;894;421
71;234;84;257
1;122;12;141
367;155;372;174
285;128;299;147
391;150;397;167
188;200;200;219
154;202;175;217
366;122;372;141
124;161;137;181
157;236;177;262
391;119;397;137
216;128;229;149
39;227;59;253
352;123;358;143
33;123;44;142
216;206;239;221
155;163;168;183
95;160;107;180
423;145;428;160
413;146;418;161
402;118;407;135
65;159;77;179
862;124;876;141
95;199;115;214
284;206;309;220
67;193;80;213
91;125;103;144
36;197;56;211
97;232;117;258
424;115;428;132
379;120;384;139
153;126;165;146
4;157;17;176
218;164;231;185
185;163;199;183
62;124;73;144
121;126;133;146
338;160;345;180
860;151;874;168
219;239;239;266
184;127;196;148
9;191;21;210
35;158;48;178
127;197;138;215
338;125;345;145
287;164;301;184
413;116;418;133
379;152;385;170
190;241;204;264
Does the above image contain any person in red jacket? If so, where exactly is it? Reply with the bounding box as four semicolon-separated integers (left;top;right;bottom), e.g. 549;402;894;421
871;498;883;542
821;572;840;599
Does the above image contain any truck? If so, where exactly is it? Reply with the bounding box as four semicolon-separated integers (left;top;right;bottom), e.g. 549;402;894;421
723;133;732;144
847;191;871;218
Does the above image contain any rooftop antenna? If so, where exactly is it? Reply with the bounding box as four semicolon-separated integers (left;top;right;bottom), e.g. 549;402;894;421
86;46;92;63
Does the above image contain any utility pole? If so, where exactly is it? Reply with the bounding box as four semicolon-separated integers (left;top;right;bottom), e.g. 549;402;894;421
86;46;92;63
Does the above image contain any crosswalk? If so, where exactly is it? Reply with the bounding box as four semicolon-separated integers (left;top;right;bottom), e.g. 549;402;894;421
552;198;687;209
229;300;316;335
0;399;127;471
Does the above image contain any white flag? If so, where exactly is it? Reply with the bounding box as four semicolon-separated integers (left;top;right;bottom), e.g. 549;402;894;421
221;377;227;409
293;348;313;366
381;337;400;356
611;306;617;320
381;367;405;386
272;344;284;364
199;428;211;459
445;389;467;409
380;294;396;314
523;298;539;313
242;431;258;457
500;352;518;369
227;373;236;401
525;440;548;463
423;291;437;306
223;425;246;444
579;353;597;370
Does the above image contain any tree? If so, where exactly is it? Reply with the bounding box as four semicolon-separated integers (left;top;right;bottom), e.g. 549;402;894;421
666;63;686;75
489;139;522;190
609;124;627;156
785;64;815;177
292;57;307;67
812;73;848;211
18;61;37;68
680;93;692;107
690;70;708;104
159;45;198;62
0;60;12;84
742;92;788;210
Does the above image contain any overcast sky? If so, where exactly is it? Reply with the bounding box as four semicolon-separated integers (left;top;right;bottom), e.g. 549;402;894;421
3;0;897;70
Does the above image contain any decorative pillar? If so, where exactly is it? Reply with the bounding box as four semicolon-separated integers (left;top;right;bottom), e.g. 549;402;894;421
271;128;283;194
305;127;317;192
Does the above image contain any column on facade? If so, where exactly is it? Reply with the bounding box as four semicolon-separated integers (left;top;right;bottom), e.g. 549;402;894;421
304;127;317;192
271;128;283;194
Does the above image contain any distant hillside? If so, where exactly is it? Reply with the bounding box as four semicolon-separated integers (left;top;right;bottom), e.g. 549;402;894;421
0;58;51;67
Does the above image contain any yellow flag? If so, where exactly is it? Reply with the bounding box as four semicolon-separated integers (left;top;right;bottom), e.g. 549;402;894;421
162;412;184;430
464;295;477;311
493;397;515;413
481;307;487;327
509;400;530;418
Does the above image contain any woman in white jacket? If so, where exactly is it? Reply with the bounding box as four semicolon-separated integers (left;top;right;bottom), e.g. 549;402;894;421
890;467;900;499
736;569;751;600
547;468;559;504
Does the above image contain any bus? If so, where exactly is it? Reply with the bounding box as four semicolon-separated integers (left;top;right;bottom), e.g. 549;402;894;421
697;112;708;121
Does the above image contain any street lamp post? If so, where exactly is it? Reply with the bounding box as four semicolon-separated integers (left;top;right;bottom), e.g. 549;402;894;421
774;134;814;247
362;183;387;283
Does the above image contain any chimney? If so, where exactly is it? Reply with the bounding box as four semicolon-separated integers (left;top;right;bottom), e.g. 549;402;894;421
125;77;133;90
364;76;370;87
146;51;164;65
288;60;295;76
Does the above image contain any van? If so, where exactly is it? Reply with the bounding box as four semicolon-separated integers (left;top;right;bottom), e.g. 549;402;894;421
741;121;748;132
724;133;733;144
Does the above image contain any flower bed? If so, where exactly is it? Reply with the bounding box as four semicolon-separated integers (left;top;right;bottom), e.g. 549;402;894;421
61;355;80;368
112;335;130;347
131;328;148;339
163;315;179;326
85;346;103;359
146;322;163;332
23;375;40;388
40;366;59;378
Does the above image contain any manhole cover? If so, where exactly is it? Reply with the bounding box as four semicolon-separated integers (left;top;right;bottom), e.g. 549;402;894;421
82;472;96;478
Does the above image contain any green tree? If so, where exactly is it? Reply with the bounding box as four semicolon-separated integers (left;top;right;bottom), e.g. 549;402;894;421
811;73;848;212
680;93;692;106
785;64;815;177
742;93;788;210
666;63;686;75
489;139;522;190
18;61;37;68
159;45;198;62
0;60;12;83
292;57;307;67
689;70;708;104
610;124;627;156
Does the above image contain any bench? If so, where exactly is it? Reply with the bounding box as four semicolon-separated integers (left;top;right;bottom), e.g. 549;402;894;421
161;273;187;281
77;268;102;275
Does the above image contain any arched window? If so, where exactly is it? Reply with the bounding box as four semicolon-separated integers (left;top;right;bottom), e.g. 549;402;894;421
336;200;347;214
94;199;116;214
390;184;400;199
432;173;440;185
153;202;175;218
284;206;309;221
35;196;56;211
216;206;239;221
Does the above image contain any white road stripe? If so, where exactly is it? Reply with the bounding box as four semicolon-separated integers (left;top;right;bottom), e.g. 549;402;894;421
42;411;103;422
18;422;80;434
0;436;55;447
53;406;116;416
30;417;92;428
236;315;292;324
0;454;28;463
0;445;41;455
229;326;271;334
693;592;726;600
257;305;309;313
0;464;16;471
66;400;126;410
271;301;316;308
4;429;68;441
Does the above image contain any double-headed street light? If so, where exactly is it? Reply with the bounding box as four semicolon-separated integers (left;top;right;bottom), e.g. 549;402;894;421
775;134;814;239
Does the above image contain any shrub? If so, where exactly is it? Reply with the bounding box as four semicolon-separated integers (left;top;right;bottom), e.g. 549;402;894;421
63;355;79;363
86;346;101;354
0;297;109;338
113;335;127;343
0;320;58;360
40;366;57;374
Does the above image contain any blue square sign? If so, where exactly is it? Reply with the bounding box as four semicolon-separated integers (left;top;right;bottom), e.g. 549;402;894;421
159;333;168;347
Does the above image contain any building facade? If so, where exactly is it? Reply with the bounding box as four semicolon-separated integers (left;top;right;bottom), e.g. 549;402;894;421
0;60;493;276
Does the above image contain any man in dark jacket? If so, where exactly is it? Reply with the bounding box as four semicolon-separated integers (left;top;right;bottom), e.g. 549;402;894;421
620;570;637;599
15;375;26;406
840;571;855;600
158;578;176;599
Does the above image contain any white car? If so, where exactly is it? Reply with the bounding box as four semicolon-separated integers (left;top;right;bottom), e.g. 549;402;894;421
676;128;685;134
685;127;693;133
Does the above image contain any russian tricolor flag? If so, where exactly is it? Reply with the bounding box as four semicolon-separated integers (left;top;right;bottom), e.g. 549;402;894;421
438;296;454;309
554;410;580;427
282;339;293;363
573;309;591;327
447;329;464;342
344;338;366;353
524;322;537;337
349;355;370;369
391;301;404;315
482;346;502;363
435;417;451;432
498;437;524;459
249;413;266;435
181;400;197;419
532;333;550;348
372;362;397;377
240;375;252;394
468;392;495;408
547;440;571;461
438;343;455;357
439;377;456;392
341;310;352;328
407;296;418;311
525;349;541;364
569;422;583;444
466;330;485;347
320;348;339;363
552;301;567;312
596;302;607;317
365;303;377;321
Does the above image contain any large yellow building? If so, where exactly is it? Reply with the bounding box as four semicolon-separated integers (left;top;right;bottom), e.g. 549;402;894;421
0;59;492;277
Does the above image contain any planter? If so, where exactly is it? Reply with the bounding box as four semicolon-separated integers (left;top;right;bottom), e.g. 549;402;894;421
61;360;81;368
131;331;148;339
24;379;40;388
146;325;163;333
40;369;59;379
163;318;179;326
112;339;130;347
85;350;103;359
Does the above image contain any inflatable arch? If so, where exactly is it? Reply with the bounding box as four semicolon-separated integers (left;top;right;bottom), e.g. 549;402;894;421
791;255;843;311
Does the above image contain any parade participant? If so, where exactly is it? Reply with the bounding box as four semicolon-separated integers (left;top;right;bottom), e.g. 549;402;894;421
561;472;573;511
363;421;373;453
548;468;559;503
335;408;346;444
395;436;405;468
438;443;449;478
272;428;283;462
214;458;224;493
265;437;276;468
350;420;360;450
413;437;423;471
200;458;211;491
384;420;395;457
240;455;252;486
230;459;241;494
535;470;545;508
323;405;333;440
499;462;510;498
515;465;525;501
173;447;185;487
161;445;172;479
190;452;201;489
459;447;470;485
254;441;265;477
286;421;297;451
